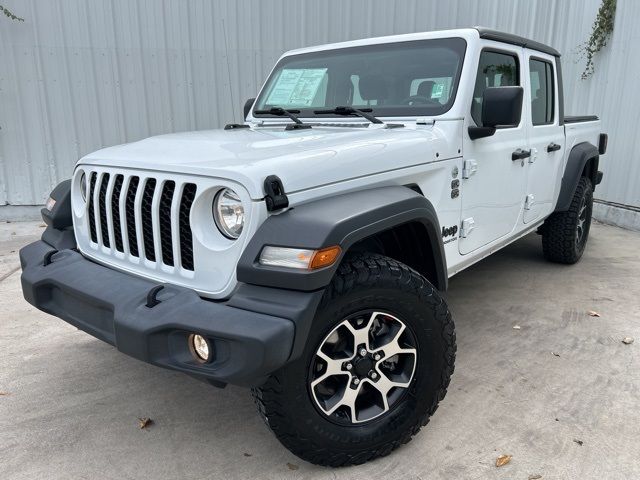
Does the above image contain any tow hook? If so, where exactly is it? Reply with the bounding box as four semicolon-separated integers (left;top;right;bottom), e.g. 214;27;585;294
145;285;164;308
43;250;58;266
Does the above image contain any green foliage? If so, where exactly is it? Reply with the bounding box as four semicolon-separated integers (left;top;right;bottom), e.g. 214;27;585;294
0;4;24;21
578;0;616;79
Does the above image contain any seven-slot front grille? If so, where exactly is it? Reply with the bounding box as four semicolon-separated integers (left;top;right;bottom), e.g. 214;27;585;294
86;172;197;271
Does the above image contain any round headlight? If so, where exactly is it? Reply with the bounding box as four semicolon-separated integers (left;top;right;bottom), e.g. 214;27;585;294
80;172;87;202
213;188;244;239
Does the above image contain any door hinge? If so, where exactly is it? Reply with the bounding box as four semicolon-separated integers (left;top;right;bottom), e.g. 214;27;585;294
462;159;477;179
460;217;475;238
525;194;535;210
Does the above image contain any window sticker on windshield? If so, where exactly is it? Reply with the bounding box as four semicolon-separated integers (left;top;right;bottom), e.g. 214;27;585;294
432;83;445;99
266;68;327;107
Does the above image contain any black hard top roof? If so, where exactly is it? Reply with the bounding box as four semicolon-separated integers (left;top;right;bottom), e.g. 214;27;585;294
474;27;561;57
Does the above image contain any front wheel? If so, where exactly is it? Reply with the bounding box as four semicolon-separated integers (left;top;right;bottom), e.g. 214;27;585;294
252;253;456;466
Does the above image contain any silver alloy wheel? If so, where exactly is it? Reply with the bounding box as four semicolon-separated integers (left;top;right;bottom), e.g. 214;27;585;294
309;311;417;424
576;196;588;246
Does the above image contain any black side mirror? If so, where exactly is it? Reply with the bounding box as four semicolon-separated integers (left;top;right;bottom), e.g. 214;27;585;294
468;86;523;140
243;98;256;119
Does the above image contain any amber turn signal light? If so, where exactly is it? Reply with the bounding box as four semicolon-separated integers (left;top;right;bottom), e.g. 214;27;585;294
310;246;342;270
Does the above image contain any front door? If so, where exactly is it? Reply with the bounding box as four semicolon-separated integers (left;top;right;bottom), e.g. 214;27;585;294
523;52;565;223
459;47;529;255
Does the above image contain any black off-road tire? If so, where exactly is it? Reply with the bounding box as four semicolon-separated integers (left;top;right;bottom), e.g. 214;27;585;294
251;253;456;466
542;176;593;264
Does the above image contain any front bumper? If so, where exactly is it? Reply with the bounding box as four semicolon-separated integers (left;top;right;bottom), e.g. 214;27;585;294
20;240;323;387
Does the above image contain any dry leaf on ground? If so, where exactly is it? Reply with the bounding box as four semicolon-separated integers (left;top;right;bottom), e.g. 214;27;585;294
287;463;299;470
0;392;10;396
622;337;634;345
496;454;512;467
243;453;252;457
528;475;543;480
551;352;560;357
137;417;153;429
573;439;584;446
588;311;601;317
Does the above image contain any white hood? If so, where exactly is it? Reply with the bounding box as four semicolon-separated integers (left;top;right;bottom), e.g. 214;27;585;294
79;123;460;199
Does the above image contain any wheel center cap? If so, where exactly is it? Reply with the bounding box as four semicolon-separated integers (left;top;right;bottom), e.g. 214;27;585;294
353;355;373;377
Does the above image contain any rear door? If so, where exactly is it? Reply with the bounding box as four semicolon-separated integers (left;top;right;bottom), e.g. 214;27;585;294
523;52;565;223
459;47;529;255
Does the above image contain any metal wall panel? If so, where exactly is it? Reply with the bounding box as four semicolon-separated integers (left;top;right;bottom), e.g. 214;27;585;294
0;0;637;212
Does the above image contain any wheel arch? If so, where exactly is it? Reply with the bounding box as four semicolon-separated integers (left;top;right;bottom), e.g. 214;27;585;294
347;220;444;290
237;186;448;292
554;142;599;212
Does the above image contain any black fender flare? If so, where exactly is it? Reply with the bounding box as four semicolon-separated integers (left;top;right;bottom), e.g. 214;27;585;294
237;186;447;292
41;179;72;229
41;179;77;251
554;142;599;212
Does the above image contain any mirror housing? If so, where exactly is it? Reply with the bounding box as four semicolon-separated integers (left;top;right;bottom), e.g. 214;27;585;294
244;98;256;119
468;86;523;140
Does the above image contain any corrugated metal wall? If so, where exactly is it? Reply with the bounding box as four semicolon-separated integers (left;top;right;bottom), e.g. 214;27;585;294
1;0;638;216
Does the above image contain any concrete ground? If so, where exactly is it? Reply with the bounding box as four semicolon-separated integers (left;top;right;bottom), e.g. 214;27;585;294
1;221;638;480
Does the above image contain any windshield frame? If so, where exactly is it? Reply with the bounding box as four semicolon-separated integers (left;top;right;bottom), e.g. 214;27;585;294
252;37;467;120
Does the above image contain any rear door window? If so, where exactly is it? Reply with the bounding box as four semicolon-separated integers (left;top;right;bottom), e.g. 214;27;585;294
529;59;554;125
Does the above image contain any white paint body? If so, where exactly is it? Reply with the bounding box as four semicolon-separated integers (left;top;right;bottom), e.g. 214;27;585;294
71;29;601;299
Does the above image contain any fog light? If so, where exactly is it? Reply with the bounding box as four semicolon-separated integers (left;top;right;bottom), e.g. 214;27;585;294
189;334;212;363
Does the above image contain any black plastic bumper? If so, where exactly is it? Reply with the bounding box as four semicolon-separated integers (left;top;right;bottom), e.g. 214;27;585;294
20;240;323;387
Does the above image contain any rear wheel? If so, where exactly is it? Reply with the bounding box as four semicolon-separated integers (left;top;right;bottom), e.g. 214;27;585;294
252;253;456;466
542;176;593;264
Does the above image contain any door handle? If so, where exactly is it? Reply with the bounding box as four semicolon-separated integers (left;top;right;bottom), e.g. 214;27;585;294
512;148;531;161
547;142;561;152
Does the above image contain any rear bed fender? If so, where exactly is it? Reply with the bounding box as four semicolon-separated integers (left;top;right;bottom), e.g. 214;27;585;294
554;142;599;212
237;186;447;292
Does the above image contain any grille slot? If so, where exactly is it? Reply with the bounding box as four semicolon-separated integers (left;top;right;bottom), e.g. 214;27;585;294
179;183;197;271
159;181;176;266
85;171;196;273
125;177;140;257
88;172;98;243
98;173;111;248
140;178;157;262
111;175;125;252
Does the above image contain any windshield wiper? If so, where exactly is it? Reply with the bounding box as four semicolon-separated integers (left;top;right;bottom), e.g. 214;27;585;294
314;106;384;124
313;106;403;128
253;107;312;130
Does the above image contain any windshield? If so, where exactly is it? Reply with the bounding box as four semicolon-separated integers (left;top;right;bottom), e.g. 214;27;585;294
254;37;466;118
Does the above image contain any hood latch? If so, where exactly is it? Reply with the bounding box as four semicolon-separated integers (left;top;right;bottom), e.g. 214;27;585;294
264;175;289;212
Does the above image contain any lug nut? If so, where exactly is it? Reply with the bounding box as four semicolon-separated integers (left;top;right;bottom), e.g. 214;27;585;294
345;362;353;371
370;371;378;379
373;353;381;361
359;348;368;357
353;378;360;386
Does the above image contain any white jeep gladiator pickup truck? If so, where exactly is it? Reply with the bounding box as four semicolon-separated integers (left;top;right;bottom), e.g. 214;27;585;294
20;27;607;466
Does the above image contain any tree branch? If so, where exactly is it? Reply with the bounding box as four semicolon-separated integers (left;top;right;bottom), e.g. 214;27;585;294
0;4;24;21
